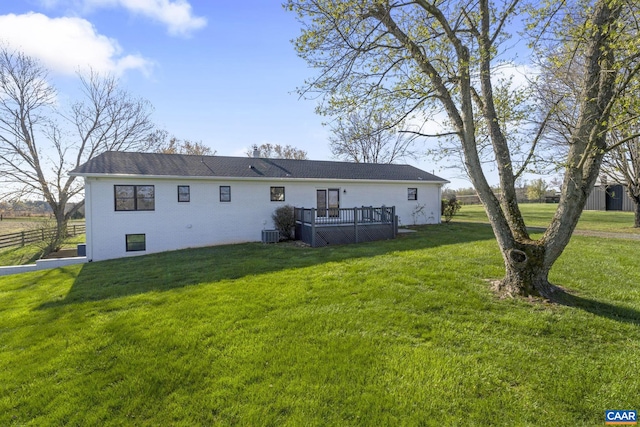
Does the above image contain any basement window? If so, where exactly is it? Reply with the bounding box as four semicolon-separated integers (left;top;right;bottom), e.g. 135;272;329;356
126;234;146;252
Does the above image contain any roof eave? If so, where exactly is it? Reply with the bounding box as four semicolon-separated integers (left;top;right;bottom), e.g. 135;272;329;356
70;172;449;184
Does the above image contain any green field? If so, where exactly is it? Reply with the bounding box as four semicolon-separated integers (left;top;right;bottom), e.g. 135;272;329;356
1;223;638;426
457;203;639;234
0;217;62;234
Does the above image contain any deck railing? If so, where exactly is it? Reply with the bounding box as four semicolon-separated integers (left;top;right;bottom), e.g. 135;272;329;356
294;206;397;247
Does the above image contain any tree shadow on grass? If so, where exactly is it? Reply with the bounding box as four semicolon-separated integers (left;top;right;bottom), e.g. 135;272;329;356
38;223;495;309
551;288;640;327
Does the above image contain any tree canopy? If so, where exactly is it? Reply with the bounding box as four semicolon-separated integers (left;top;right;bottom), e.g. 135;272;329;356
328;105;419;163
247;143;308;160
152;130;216;156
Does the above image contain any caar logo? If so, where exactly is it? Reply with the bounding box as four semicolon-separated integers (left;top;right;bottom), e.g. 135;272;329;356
605;410;637;425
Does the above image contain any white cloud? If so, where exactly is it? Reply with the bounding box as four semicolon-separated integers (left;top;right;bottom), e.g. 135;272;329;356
49;0;207;36
493;62;538;89
0;13;152;76
117;0;207;36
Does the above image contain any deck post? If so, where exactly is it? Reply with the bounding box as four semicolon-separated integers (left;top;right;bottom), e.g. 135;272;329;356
354;207;359;243
294;208;299;241
392;206;397;238
311;208;316;247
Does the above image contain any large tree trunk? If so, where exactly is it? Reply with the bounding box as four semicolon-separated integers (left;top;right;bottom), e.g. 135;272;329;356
494;242;560;299
634;196;640;228
494;0;620;298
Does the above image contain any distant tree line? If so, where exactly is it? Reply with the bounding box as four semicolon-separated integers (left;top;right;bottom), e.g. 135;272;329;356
447;179;559;205
0;200;85;219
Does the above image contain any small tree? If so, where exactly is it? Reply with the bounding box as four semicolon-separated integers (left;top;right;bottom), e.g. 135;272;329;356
272;205;296;240
441;196;462;223
526;179;548;203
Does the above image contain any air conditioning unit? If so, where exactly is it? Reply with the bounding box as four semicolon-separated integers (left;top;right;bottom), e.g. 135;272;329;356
261;229;279;244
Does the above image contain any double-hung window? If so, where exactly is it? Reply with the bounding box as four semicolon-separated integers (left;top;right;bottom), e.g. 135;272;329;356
408;188;418;201
178;185;190;202
220;186;231;202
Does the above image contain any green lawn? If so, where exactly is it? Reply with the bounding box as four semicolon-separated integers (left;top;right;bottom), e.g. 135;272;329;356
457;203;639;233
1;223;639;425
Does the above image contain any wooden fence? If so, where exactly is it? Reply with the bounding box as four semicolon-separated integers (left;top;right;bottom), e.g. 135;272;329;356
0;223;86;250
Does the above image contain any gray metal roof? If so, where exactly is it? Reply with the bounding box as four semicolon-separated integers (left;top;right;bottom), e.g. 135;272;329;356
71;151;447;182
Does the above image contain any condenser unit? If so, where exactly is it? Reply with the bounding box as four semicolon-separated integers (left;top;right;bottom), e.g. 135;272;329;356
261;229;280;244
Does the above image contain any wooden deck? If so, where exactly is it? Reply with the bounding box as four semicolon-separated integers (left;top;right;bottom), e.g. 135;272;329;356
294;206;397;247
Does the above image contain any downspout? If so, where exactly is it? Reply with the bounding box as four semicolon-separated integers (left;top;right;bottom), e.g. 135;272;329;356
438;184;443;224
85;178;94;262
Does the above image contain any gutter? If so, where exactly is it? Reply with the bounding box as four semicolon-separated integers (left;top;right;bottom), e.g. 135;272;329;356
69;172;449;185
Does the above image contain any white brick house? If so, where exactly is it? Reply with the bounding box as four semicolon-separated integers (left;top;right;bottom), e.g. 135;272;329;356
71;151;448;261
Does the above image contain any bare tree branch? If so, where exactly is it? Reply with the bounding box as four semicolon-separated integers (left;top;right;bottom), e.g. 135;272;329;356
0;48;158;252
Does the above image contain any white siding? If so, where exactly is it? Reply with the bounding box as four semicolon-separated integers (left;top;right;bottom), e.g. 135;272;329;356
85;177;443;261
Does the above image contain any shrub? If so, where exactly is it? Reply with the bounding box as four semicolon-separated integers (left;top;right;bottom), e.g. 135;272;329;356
272;205;295;240
441;196;462;223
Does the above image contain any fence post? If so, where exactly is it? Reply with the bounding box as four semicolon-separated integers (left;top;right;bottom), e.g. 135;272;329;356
21;231;25;247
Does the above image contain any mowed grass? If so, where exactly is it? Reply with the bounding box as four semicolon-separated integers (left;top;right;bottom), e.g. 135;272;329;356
457;203;639;233
1;223;639;426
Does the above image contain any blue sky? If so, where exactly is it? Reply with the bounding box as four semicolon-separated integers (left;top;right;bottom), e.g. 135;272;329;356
0;1;469;187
